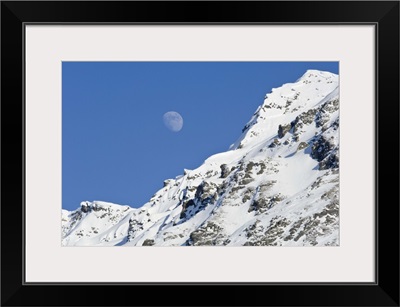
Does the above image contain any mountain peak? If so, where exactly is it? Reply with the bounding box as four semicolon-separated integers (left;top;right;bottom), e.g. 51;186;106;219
296;69;338;82
231;70;338;150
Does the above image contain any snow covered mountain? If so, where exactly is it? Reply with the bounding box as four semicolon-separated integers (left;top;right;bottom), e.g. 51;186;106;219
62;70;339;247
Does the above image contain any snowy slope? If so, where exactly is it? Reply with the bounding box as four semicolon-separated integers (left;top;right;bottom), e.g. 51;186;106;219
62;70;339;247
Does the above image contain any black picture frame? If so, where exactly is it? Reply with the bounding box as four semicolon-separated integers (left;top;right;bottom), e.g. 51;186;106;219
1;1;399;306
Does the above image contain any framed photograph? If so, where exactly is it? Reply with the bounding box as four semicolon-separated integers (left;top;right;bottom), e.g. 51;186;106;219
1;1;399;306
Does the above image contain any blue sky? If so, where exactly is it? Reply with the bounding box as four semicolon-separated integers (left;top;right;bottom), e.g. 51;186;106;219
62;62;338;210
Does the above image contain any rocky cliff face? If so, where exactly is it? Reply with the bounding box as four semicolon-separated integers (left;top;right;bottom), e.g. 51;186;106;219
62;70;339;247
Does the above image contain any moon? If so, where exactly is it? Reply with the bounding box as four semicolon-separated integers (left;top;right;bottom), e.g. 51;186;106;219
163;111;183;132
